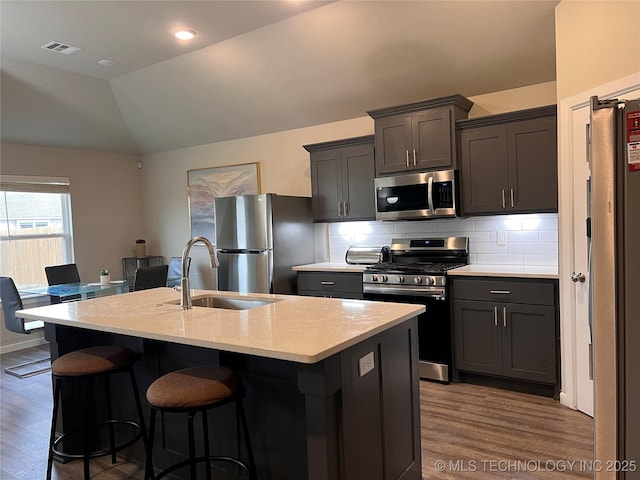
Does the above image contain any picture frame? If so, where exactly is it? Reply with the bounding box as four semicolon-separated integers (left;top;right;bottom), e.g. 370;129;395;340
187;162;261;239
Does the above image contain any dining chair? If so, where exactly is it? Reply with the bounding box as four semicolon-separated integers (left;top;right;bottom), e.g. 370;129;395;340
166;256;190;288
45;263;81;303
133;265;168;291
0;276;51;378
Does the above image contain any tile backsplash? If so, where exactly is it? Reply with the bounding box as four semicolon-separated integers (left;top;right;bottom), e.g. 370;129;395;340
326;213;558;267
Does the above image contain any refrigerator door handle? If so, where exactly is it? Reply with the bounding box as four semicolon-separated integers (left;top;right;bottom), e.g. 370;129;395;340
218;249;267;254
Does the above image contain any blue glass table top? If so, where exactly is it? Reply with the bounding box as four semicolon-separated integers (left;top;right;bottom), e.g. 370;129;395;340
20;281;129;299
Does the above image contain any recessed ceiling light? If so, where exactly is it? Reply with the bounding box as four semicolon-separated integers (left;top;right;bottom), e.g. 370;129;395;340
98;59;119;68
172;28;197;41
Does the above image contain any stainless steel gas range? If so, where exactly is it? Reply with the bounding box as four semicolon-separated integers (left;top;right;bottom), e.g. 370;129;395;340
363;237;469;382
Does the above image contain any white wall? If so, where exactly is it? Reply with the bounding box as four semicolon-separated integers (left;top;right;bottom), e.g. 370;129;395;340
555;1;640;101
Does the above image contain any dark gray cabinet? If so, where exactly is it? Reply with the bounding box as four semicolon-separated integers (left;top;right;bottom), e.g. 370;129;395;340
458;105;558;215
368;95;473;175
452;277;558;387
297;271;364;299
304;135;375;222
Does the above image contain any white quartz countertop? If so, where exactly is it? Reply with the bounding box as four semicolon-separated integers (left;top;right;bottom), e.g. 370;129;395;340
448;265;559;279
292;262;370;272
17;288;424;364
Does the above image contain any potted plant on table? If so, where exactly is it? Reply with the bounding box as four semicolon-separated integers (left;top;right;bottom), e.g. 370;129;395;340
100;269;111;285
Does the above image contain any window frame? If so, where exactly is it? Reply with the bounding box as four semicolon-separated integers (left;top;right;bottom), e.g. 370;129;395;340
1;175;75;288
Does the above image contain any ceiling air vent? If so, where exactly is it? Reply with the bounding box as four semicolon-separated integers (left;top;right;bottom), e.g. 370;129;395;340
40;41;82;55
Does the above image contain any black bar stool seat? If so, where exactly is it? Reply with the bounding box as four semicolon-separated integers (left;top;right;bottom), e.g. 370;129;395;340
145;366;256;480
46;345;148;480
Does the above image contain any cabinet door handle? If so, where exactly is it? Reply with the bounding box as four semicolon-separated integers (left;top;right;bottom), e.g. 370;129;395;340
490;290;511;295
502;189;506;209
406;150;410;167
503;306;507;327
510;188;515;208
494;306;498;327
343;202;349;217
413;148;417;166
320;281;335;286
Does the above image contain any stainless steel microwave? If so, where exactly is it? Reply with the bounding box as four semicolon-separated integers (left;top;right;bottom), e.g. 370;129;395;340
374;170;459;220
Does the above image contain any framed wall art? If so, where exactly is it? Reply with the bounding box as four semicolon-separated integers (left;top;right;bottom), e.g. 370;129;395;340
187;162;261;239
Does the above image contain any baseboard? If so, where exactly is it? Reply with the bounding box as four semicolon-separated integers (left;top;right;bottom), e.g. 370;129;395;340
0;337;48;355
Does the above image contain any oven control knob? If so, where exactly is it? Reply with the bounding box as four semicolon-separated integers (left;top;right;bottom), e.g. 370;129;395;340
398;276;405;283
424;277;434;286
371;275;378;282
381;275;388;282
413;277;422;284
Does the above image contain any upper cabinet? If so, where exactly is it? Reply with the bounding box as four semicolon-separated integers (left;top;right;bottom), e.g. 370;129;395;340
457;105;558;216
368;95;473;176
304;135;376;223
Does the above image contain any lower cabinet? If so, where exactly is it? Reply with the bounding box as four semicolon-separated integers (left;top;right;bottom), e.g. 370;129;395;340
297;271;364;299
451;277;558;390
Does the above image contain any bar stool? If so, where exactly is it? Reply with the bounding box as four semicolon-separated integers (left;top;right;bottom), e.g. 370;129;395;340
46;345;148;480
145;366;256;479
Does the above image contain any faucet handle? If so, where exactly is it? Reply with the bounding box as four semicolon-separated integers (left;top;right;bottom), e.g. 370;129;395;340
173;285;182;292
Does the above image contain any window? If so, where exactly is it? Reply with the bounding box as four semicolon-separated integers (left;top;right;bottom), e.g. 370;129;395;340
0;176;74;288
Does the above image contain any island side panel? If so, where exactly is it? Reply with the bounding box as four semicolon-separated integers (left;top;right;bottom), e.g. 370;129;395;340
339;316;422;480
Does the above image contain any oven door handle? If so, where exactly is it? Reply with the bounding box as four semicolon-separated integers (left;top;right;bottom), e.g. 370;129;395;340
427;175;434;215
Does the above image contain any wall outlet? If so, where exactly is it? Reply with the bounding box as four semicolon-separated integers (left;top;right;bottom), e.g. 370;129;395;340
358;351;375;377
497;231;506;245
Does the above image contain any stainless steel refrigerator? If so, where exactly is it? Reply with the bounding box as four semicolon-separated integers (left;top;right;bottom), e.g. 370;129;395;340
590;96;640;479
214;193;315;294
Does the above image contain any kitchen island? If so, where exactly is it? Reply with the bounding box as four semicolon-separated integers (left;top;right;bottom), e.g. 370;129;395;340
18;288;424;480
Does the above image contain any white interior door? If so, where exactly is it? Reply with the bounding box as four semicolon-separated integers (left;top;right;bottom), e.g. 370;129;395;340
572;105;593;416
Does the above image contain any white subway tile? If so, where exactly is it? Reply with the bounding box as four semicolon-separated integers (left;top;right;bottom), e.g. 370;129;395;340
508;242;558;254
523;253;559;266
432;219;471;232
507;230;539;242
393;221;434;234
370;234;393;245
368;222;395;234
539;230;559;242
476;253;525;265
471;243;509;254
522;214;558;231
475;215;523;231
465;231;492;243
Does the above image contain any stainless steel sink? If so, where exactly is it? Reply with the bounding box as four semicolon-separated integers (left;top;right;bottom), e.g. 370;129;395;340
165;295;279;310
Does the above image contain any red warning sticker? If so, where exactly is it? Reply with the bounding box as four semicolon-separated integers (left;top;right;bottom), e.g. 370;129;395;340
627;111;640;172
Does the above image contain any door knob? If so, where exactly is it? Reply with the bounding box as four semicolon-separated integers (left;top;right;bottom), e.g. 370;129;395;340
571;272;586;283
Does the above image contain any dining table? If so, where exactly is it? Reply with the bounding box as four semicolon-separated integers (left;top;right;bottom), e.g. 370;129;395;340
20;281;130;302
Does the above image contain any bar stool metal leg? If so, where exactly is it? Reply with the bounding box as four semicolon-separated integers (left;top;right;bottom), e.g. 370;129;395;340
46;379;62;480
202;409;212;480
145;409;157;480
104;376;117;464
187;412;197;479
237;399;257;480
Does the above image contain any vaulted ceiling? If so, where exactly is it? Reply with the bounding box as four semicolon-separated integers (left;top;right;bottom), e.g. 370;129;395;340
0;1;558;155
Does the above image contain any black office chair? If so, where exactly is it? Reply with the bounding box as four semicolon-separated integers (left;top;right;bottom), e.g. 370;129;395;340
166;256;190;288
0;277;51;378
133;265;168;291
45;263;81;303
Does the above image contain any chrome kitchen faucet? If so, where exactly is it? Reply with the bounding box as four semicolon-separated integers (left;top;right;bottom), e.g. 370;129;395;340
180;236;219;309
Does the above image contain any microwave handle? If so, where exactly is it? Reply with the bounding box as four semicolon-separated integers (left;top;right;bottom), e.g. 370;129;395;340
427;176;434;214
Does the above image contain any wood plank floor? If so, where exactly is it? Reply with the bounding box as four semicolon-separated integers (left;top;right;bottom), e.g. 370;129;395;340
0;345;593;479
